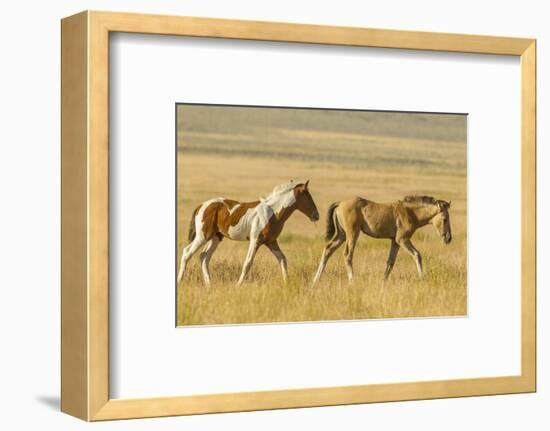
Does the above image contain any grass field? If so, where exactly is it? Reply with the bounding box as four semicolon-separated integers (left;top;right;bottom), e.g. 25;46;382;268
176;105;467;326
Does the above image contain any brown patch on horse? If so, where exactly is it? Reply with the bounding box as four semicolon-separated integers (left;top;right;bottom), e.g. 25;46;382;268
260;210;293;243
200;202;224;240
217;200;260;235
222;199;239;209
199;199;263;240
260;219;277;244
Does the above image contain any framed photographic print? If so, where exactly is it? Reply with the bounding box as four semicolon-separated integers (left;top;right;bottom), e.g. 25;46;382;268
176;104;466;326
61;11;536;421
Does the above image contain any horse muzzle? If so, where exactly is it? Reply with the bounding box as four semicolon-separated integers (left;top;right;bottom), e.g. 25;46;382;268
443;233;452;244
311;211;320;222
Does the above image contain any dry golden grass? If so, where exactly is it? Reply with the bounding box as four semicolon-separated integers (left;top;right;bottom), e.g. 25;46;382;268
176;106;467;326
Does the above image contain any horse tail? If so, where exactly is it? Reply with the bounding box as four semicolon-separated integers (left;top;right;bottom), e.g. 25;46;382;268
188;205;200;242
325;202;341;241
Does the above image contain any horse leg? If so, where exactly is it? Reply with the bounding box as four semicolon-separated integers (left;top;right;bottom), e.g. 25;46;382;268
398;239;423;276
237;239;260;286
177;234;207;283
384;240;400;280
199;236;220;286
266;241;288;284
343;231;359;283
312;232;346;285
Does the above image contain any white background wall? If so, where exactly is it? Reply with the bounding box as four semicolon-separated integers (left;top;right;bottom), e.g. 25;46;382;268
0;1;546;429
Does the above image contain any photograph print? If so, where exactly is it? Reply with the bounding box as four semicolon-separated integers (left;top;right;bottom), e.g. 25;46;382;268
176;104;467;326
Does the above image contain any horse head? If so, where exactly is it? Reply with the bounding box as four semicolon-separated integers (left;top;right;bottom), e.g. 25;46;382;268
431;200;452;244
294;180;320;222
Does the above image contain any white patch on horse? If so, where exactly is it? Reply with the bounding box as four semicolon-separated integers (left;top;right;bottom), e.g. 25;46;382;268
260;181;297;215
227;181;297;241
227;203;241;215
254;203;275;232
264;189;296;215
227;206;256;241
255;182;297;235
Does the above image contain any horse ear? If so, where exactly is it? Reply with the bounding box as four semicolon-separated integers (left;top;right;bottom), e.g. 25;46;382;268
305;180;310;189
438;200;450;211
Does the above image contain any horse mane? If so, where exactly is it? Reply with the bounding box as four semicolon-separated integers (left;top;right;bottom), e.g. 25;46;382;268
402;195;449;207
402;195;438;206
260;180;301;202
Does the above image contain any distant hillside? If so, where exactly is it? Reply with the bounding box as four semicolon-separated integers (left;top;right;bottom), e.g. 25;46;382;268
176;104;467;174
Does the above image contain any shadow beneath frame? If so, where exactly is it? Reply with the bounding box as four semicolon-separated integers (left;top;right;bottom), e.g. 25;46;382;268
36;395;60;411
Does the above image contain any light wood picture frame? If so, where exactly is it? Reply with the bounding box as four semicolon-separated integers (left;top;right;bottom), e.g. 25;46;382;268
61;10;536;421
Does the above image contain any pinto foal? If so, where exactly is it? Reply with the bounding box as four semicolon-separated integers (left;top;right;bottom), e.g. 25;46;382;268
177;180;320;286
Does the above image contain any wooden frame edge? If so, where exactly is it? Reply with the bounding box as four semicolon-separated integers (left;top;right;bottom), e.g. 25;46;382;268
520;39;537;392
90;375;535;421
61;10;89;421
88;10;534;55
60;10;537;422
